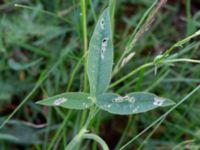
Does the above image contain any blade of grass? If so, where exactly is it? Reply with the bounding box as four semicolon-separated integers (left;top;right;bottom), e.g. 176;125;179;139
119;85;200;150
114;116;133;150
14;4;72;25
82;133;109;150
113;0;167;75
110;58;200;88
89;0;97;22
15;42;51;58
136;117;166;150
156;30;200;63
47;111;72;150
186;0;196;35
0;61;59;129
109;0;116;33
66;53;86;91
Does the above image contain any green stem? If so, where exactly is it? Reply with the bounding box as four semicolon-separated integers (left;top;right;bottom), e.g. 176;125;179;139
157;30;200;62
110;62;154;88
65;128;88;150
82;133;109;150
109;58;200;89
65;106;98;150
78;4;89;148
162;58;200;64
80;0;88;92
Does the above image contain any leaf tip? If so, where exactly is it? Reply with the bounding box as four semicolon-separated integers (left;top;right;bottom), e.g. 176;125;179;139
35;100;43;105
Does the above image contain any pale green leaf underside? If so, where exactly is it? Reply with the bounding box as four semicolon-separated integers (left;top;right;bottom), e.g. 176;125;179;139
36;92;93;110
96;92;175;115
87;8;113;96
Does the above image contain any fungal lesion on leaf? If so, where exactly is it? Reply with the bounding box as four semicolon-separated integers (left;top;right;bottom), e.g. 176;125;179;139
112;95;136;103
100;18;105;30
54;97;68;106
101;37;109;59
132;106;139;113
153;96;165;106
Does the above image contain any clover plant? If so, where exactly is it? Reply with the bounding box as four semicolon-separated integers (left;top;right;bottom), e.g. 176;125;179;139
37;7;175;149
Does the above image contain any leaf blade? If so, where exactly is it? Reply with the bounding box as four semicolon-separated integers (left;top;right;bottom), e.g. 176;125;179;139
87;8;113;96
96;92;175;115
36;92;93;110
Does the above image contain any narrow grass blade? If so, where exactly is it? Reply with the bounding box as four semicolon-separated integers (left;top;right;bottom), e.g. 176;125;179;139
0;61;59;129
0;133;18;142
36;92;93;110
96;92;175;115
118;85;200;150
87;8;113;96
8;58;42;71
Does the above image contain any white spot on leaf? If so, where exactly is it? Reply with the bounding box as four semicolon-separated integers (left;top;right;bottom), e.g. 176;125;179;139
132;106;139;113
100;18;105;30
107;104;111;108
128;97;136;103
83;102;88;108
112;95;135;103
103;104;108;108
54;97;67;106
101;38;108;59
153;97;165;106
112;96;123;103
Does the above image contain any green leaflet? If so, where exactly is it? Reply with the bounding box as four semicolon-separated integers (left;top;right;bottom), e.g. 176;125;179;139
87;8;113;96
36;92;93;110
96;92;175;115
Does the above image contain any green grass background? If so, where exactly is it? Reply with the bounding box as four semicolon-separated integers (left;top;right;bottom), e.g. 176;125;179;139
0;0;200;149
